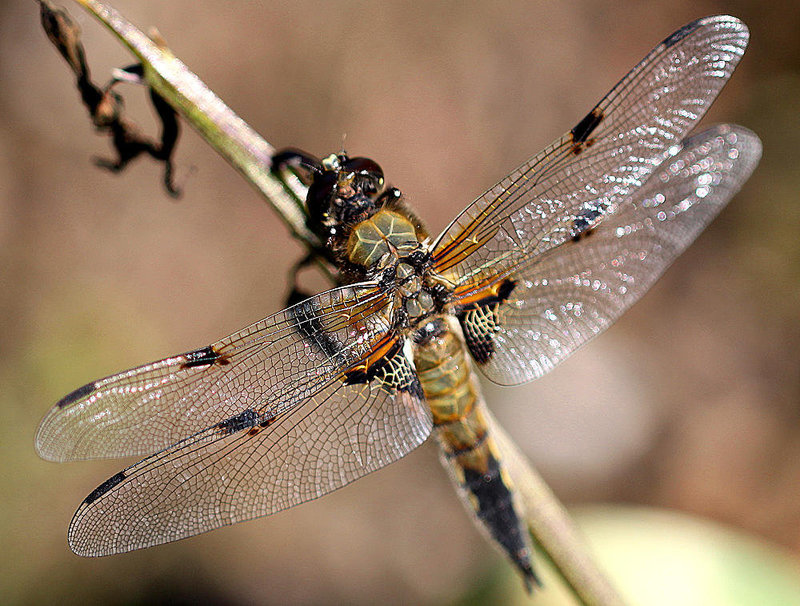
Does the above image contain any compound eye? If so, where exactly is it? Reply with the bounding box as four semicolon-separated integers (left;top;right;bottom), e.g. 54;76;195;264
344;157;384;195
306;170;338;227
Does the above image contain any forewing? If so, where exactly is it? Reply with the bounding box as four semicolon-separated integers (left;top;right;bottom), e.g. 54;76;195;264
36;283;393;461
69;374;431;556
432;15;749;283
454;125;761;385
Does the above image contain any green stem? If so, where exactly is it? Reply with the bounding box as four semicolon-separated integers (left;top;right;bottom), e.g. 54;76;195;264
525;472;625;605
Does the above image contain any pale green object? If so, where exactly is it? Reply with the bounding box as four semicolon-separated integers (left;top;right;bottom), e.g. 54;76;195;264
581;506;800;606
505;506;800;606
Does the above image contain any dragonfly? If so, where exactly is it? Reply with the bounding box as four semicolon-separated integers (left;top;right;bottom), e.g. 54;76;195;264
36;15;760;591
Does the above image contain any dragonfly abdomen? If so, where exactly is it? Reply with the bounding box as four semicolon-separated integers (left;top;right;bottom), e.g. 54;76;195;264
413;317;538;590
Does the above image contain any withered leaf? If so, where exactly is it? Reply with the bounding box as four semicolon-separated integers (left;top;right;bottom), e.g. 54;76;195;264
39;1;182;197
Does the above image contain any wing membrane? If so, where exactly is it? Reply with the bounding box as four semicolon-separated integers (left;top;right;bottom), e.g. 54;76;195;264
433;16;749;284
68;377;431;556
36;283;392;461
454;125;761;385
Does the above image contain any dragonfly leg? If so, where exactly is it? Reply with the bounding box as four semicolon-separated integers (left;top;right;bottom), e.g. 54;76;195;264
271;148;322;187
285;251;340;307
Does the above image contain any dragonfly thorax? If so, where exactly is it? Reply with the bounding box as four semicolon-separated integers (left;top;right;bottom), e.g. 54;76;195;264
346;209;420;267
394;259;437;322
347;209;442;323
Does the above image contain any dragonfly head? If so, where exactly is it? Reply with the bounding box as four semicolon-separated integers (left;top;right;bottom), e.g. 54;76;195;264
306;153;386;238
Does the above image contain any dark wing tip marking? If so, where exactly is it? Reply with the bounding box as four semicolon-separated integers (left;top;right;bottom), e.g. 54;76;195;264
662;16;746;54
570;107;604;146
662;22;695;47
180;345;229;369
662;15;742;49
56;381;96;408
84;471;126;505
662;17;705;47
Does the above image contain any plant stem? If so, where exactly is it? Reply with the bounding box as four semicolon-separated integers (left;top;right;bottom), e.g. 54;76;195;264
488;406;627;604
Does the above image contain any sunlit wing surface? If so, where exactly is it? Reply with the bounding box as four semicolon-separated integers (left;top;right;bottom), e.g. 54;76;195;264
432;15;756;385
37;283;433;555
433;16;748;283
68;378;430;556
36;283;400;461
446;125;760;385
35;12;761;578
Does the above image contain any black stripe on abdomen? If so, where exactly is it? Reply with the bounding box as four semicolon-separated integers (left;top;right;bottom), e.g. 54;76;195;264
462;453;539;590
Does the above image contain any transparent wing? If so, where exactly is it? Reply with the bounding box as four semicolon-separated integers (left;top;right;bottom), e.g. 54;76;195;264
68;377;431;556
453;125;761;385
432;15;749;283
36;282;394;461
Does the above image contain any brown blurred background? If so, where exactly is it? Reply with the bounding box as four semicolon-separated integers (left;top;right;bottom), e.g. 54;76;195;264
1;0;798;604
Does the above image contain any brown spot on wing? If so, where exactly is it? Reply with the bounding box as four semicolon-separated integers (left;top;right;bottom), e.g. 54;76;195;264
180;345;230;369
56;381;96;408
248;412;278;435
570;107;604;154
216;409;259;435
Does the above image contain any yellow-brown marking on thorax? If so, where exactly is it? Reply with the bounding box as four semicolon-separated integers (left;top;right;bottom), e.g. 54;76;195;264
346;210;420;267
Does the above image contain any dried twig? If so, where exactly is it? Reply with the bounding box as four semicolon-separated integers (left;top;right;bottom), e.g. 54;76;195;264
39;1;181;196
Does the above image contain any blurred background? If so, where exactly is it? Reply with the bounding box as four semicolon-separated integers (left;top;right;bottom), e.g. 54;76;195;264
1;0;798;604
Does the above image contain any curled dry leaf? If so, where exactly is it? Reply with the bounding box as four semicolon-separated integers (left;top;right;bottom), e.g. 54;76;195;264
39;1;181;196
